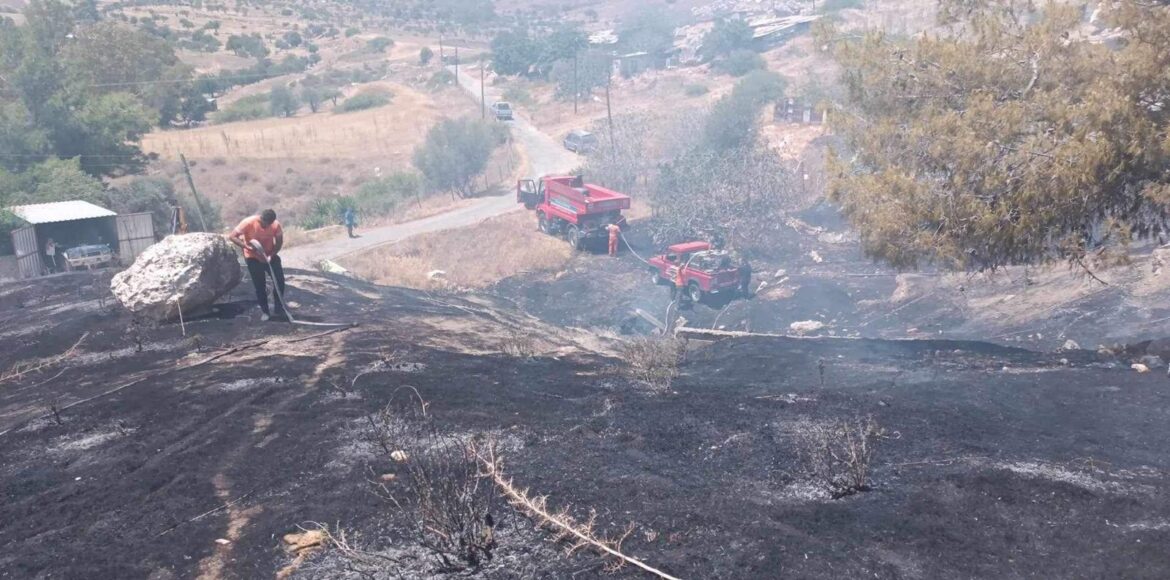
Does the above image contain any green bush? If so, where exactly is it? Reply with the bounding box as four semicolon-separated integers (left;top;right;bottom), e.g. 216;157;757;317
338;90;393;113
419;46;434;65
367;37;394;53
714;49;766;77
684;83;710;97
502;85;533;105
214;94;271;123
426;69;456;90
299;172;422;228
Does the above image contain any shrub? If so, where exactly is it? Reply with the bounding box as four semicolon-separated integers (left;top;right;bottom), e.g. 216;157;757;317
214;94;270;123
620;337;684;391
427;69;456;90
366;36;393;53
413;118;500;197
684;83;709;97
371;399;497;571
419;46;434;65
269;86;300;117
714;49;766;77
502;85;533;106
793;416;885;499
345;27;361;37
338;90;392;113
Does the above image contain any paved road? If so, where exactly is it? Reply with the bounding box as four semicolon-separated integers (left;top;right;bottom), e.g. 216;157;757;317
282;65;579;268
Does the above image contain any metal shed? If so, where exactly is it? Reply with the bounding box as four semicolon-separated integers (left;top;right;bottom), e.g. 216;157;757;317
6;200;155;278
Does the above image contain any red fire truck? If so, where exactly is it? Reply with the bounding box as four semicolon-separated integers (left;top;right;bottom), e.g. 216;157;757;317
647;241;746;302
517;175;631;250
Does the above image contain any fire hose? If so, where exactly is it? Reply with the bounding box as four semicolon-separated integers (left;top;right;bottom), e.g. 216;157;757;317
250;240;354;328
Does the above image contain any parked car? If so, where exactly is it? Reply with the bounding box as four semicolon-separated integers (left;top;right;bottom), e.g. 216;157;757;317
62;243;114;271
490;101;514;121
563;129;598;154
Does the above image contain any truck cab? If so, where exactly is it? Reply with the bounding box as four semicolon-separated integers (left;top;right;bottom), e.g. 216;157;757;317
517;175;630;250
648;241;745;302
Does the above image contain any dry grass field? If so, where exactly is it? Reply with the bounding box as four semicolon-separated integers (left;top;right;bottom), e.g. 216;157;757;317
339;212;572;290
143;82;437;162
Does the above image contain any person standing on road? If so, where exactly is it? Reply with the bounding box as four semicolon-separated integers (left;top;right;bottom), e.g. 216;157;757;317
44;238;58;273
228;209;286;321
607;222;621;257
344;207;357;238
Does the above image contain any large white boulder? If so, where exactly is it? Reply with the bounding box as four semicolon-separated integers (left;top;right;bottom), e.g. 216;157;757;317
111;233;242;321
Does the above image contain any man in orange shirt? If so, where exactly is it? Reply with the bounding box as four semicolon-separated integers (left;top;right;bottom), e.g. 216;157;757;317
228;209;285;321
606;223;621;257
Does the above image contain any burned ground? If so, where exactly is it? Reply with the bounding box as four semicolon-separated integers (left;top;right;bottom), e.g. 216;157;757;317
495;202;1170;353
2;269;1170;578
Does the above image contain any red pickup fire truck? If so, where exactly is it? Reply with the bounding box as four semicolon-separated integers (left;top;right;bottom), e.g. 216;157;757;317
647;241;746;302
517;175;630;250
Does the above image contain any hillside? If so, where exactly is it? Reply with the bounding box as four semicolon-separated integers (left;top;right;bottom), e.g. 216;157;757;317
2;270;1170;578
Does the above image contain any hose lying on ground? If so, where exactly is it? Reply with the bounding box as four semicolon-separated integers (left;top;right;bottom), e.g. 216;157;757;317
252;241;353;328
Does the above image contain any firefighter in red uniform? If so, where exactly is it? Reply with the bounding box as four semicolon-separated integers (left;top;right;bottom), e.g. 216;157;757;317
607;223;621;257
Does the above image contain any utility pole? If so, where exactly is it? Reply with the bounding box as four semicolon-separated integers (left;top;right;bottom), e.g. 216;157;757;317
178;154;209;232
605;69;615;158
480;54;486;119
438;32;444;62
454;46;459;84
573;52;578;115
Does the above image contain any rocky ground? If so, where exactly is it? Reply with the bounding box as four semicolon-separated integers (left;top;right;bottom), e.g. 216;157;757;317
3;268;1170;579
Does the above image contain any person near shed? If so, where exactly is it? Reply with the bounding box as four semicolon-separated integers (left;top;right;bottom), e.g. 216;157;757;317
344;207;357;238
606;222;621;257
228;209;286;321
44;238;58;273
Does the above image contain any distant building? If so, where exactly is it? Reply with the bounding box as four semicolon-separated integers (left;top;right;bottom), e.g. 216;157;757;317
3;200;155;279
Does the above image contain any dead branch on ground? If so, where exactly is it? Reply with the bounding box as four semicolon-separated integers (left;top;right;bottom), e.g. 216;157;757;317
0;332;88;385
471;441;682;580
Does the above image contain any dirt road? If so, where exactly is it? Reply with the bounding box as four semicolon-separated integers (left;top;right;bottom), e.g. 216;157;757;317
282;65;579;268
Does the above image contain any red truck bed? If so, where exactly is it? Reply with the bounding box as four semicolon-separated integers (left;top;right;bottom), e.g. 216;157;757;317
541;176;631;221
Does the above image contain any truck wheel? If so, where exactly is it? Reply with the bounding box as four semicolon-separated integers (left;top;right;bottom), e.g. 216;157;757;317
650;269;663;286
538;213;550;234
687;282;704;303
567;225;582;250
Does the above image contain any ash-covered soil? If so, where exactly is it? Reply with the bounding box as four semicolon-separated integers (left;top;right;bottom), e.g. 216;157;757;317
2;270;1170;579
494;202;1170;352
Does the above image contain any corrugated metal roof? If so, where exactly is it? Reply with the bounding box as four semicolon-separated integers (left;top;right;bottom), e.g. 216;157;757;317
7;200;116;224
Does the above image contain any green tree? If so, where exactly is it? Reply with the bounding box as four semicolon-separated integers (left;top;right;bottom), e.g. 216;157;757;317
550;49;611;101
107;176;221;235
713;49;766;77
269;86;300;117
301;85;325;113
2;158;106;205
226;33;268;58
702;71;784;151
282;30;302;48
826;1;1170;270
701;17;754;61
413;118;500;198
419;46;434;65
366;36;393;53
491;29;534;76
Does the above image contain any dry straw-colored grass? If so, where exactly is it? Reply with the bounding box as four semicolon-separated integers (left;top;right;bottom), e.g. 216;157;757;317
340;212;571;291
142;82;438;162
